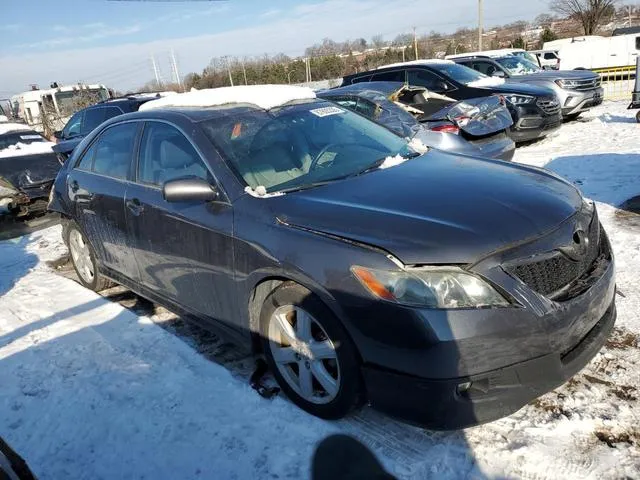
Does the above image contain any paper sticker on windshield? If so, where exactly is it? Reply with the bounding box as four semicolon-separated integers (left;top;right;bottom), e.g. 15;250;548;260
19;135;42;140
310;106;345;118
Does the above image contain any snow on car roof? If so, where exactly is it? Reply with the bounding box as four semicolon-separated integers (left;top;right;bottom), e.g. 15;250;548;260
0;141;55;159
139;85;317;112
376;59;455;70
0;123;32;135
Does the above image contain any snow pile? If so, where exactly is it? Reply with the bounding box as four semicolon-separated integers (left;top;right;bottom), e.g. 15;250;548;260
466;77;506;87
0;123;31;135
377;59;454;70
378;154;408;169
244;185;285;198
140;85;316;112
0;141;55;159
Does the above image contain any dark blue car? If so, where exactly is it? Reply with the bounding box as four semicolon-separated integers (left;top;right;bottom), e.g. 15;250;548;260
48;86;615;429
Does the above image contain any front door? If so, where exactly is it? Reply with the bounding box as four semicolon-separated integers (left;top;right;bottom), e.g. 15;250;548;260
67;121;141;280
125;121;236;326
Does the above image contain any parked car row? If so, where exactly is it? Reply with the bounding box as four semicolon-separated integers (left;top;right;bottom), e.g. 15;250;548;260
46;84;615;430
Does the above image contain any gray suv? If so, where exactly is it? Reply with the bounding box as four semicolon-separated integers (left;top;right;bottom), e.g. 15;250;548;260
451;55;604;119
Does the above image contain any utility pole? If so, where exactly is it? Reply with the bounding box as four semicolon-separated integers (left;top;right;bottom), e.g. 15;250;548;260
224;56;234;86
151;54;162;88
402;46;406;63
413;27;419;60
170;49;182;91
241;57;248;85
478;0;484;51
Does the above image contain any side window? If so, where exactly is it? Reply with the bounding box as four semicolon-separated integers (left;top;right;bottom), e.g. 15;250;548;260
137;122;209;186
544;53;556;60
82;108;107;134
407;69;447;92
77;142;98;171
472;61;497;76
91;122;138;180
64;111;84;138
103;106;123;121
371;70;405;82
635;36;640;50
350;75;373;84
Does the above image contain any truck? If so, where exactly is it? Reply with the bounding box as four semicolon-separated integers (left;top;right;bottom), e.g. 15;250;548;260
544;33;640;74
10;84;110;134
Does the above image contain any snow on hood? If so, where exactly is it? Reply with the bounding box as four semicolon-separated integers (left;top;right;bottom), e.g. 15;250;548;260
139;85;316;112
0;141;55;159
466;77;506;87
377;59;455;70
379;154;409;169
244;186;285;198
0;123;31;135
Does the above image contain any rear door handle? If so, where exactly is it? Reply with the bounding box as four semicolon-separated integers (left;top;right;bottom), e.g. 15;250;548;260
126;198;144;216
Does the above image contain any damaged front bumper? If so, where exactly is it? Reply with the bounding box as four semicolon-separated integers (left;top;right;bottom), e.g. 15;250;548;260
0;176;53;217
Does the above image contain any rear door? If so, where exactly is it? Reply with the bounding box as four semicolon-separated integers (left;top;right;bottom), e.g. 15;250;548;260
125;120;236;324
66;121;141;280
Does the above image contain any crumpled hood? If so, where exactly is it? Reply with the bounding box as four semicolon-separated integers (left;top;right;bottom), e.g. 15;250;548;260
270;152;582;265
0;152;61;190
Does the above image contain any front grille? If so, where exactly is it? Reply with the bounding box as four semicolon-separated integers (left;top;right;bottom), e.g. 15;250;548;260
537;97;561;115
507;221;607;298
567;77;602;91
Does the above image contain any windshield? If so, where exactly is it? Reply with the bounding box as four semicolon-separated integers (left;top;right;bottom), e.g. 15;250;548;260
0;130;46;151
495;56;541;75
200;101;416;193
55;88;109;116
514;51;540;65
428;63;487;85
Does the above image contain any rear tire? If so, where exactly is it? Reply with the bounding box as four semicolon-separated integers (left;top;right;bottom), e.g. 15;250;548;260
260;282;362;420
64;221;114;292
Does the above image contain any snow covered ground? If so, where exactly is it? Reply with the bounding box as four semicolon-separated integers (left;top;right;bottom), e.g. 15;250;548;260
0;101;639;479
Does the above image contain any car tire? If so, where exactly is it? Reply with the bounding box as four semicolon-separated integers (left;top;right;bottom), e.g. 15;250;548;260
260;282;362;420
65;221;114;292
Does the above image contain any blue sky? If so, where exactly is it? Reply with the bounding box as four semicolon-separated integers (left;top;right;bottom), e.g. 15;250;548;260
1;0;557;95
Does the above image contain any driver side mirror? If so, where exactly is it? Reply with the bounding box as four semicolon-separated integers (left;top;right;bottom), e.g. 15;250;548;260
163;177;218;203
436;81;449;91
53;130;63;140
491;70;506;78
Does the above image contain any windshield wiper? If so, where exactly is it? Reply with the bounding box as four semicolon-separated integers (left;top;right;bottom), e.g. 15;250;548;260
354;151;421;177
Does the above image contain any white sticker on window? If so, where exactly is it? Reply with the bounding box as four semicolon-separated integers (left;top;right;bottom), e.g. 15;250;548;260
310;106;345;117
19;135;42;140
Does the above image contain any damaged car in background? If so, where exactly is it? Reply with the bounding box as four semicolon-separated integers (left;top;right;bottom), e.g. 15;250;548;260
0;123;61;217
318;81;515;161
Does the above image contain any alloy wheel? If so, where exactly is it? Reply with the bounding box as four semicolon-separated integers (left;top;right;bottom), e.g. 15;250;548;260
69;229;95;284
268;305;341;404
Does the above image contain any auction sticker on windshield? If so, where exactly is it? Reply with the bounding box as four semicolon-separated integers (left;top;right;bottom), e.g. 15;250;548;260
310;106;345;117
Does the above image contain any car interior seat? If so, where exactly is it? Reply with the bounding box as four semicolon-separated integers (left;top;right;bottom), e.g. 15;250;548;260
158;136;207;184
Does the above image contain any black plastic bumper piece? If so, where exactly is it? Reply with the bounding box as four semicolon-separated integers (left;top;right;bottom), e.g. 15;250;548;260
362;301;616;430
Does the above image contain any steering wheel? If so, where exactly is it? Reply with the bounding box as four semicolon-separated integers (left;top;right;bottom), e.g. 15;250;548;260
308;142;362;172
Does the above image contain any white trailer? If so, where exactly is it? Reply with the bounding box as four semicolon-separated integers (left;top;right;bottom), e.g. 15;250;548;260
545;34;640;73
10;84;110;133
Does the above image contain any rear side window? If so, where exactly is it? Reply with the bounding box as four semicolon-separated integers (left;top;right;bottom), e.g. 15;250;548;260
371;70;405;82
82;108;107;134
137;122;209;186
63;111;84;138
77;142;97;171
90;122;138;179
350;75;373;84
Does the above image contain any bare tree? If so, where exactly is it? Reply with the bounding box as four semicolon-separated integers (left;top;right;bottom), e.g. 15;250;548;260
371;34;386;49
550;0;618;35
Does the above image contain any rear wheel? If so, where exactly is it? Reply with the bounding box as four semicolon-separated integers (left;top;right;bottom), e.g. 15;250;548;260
260;283;362;420
65;222;114;291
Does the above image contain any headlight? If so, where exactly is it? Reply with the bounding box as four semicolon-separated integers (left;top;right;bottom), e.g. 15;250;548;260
503;94;536;105
555;79;579;89
351;266;511;309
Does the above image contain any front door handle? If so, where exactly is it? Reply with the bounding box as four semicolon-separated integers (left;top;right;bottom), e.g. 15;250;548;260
126;198;144;216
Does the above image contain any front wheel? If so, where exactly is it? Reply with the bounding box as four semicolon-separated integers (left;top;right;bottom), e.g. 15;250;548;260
65;221;113;291
260;283;362;420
